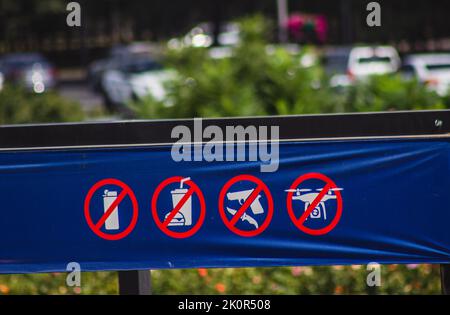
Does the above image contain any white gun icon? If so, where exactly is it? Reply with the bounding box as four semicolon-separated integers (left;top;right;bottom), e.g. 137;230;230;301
226;189;264;229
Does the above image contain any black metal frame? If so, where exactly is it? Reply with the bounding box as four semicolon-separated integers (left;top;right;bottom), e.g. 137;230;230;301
1;110;450;149
1;110;449;294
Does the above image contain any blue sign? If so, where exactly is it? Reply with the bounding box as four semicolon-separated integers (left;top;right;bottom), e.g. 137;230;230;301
1;138;450;273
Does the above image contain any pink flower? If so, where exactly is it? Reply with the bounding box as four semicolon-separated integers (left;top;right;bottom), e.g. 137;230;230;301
407;264;419;270
252;276;262;284
315;15;328;43
291;266;302;277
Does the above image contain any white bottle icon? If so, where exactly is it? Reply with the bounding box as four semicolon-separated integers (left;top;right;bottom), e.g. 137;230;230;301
103;190;120;230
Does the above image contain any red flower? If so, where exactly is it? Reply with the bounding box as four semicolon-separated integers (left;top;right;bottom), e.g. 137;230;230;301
215;283;226;293
0;284;10;294
198;268;208;277
334;285;344;294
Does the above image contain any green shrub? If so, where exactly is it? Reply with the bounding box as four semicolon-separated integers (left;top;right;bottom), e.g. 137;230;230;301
338;75;445;113
131;15;334;118
0;264;441;294
0;85;84;124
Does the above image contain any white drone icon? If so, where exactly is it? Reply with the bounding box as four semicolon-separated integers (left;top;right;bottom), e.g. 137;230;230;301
285;187;343;220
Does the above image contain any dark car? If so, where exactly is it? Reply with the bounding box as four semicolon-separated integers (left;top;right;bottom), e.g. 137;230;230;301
0;53;56;93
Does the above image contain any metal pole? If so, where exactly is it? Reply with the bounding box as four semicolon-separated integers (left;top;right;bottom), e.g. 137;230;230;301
277;0;289;43
440;264;450;295
79;0;89;68
118;270;152;295
340;0;353;44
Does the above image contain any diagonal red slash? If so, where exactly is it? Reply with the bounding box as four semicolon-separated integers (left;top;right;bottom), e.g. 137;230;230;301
163;186;195;228
295;183;332;226
95;189;129;229
229;186;263;226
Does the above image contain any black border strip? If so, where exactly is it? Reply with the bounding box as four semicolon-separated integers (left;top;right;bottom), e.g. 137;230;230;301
0;110;449;150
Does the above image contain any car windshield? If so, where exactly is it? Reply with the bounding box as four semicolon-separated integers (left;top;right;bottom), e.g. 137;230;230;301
426;64;450;71
122;60;163;73
358;56;392;64
3;55;47;68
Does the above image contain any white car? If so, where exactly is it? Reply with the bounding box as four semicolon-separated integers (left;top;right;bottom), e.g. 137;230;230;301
89;42;164;92
401;54;450;96
168;22;240;49
101;58;174;108
324;46;400;87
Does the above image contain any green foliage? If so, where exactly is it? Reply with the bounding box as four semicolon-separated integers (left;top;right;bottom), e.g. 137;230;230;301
0;272;117;295
132;15;333;118
0;85;84;124
0;264;441;294
338;75;445;113
152;264;440;295
131;15;445;119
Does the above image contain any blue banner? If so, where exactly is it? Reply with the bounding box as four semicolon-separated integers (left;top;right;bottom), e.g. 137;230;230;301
1;138;450;273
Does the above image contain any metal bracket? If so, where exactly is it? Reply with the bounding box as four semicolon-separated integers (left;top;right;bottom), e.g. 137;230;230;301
118;270;152;295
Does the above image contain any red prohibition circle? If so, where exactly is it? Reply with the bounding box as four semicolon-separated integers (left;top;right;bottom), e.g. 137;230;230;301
84;178;139;241
218;174;274;237
151;176;206;239
286;172;343;236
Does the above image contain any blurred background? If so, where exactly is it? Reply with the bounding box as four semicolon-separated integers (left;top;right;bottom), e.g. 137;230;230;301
0;0;449;294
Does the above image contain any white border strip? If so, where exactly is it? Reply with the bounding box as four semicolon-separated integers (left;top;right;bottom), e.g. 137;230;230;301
0;133;449;152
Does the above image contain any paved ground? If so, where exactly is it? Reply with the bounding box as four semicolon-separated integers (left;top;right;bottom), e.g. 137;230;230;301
57;81;104;113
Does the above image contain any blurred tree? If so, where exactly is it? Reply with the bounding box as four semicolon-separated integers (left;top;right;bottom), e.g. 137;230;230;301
131;15;332;118
0;85;84;124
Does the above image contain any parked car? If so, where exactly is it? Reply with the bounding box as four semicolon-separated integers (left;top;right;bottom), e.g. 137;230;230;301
168;22;240;51
324;46;400;87
100;57;175;109
88;42;163;92
400;53;450;96
0;53;56;93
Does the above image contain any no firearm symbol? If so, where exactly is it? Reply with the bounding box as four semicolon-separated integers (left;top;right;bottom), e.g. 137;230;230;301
219;174;274;237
